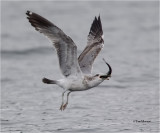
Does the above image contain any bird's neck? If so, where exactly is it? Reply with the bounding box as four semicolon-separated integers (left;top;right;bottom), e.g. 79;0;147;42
84;76;103;88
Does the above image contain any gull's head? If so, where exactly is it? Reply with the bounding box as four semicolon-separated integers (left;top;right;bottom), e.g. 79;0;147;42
85;59;112;88
99;58;112;80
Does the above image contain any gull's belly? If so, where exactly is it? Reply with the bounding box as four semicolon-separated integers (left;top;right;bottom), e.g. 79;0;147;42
58;78;90;91
69;80;89;91
58;77;102;91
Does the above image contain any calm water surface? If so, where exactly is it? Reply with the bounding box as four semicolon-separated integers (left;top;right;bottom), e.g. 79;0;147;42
1;1;159;133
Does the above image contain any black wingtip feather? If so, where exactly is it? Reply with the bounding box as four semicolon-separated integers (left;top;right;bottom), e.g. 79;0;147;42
90;15;102;33
26;10;30;15
26;10;54;30
88;15;103;43
98;15;100;20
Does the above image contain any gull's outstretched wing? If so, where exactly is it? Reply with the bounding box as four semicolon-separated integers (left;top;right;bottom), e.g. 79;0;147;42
78;16;104;74
26;11;82;77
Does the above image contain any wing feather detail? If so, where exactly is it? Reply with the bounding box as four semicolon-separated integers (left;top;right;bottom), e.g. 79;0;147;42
26;11;82;77
78;15;104;74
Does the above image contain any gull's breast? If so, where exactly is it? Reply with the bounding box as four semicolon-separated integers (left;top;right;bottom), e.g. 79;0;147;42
69;79;89;91
57;77;98;91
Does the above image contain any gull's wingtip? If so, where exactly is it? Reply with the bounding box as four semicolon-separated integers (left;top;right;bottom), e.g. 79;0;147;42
94;14;101;20
98;14;101;19
26;10;32;16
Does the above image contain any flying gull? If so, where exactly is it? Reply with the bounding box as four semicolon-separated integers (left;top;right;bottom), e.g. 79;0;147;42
26;11;112;110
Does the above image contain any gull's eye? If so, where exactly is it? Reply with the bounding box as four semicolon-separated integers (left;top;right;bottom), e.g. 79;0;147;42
94;74;99;77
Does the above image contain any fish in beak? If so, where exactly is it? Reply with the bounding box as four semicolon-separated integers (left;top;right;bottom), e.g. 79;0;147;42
100;58;112;80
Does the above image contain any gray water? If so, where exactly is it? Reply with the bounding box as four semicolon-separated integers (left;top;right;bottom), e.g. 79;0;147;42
1;1;159;133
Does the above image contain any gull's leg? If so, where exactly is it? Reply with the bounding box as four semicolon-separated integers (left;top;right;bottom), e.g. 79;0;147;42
62;91;71;110
60;90;67;111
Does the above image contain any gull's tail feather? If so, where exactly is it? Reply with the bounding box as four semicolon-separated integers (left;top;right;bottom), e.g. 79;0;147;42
42;77;57;84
